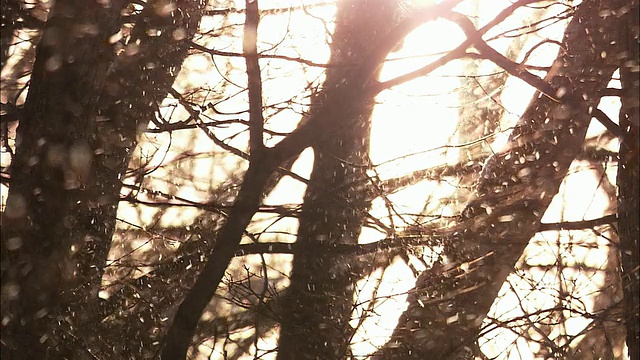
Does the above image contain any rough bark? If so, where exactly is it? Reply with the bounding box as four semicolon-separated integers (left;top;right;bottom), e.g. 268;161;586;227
377;1;627;358
1;1;126;357
617;3;640;359
161;1;464;358
87;1;206;357
276;1;401;358
1;0;204;357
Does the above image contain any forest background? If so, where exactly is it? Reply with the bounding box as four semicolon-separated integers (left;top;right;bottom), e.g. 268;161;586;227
1;0;638;359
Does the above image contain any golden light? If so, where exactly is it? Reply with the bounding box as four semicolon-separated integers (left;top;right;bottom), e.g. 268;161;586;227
111;1;627;358
0;0;627;359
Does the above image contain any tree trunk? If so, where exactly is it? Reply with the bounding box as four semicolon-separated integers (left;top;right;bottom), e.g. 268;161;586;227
1;0;204;357
617;3;639;359
1;1;125;357
161;1;464;358
377;0;627;358
86;1;205;357
276;2;401;358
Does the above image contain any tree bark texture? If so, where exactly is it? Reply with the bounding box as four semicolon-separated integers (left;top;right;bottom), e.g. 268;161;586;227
87;1;205;357
1;0;204;358
276;1;401;358
159;1;474;358
378;1;628;358
1;1;126;357
617;2;639;359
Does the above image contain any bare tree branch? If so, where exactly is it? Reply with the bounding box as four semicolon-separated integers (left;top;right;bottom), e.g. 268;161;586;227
377;1;627;358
